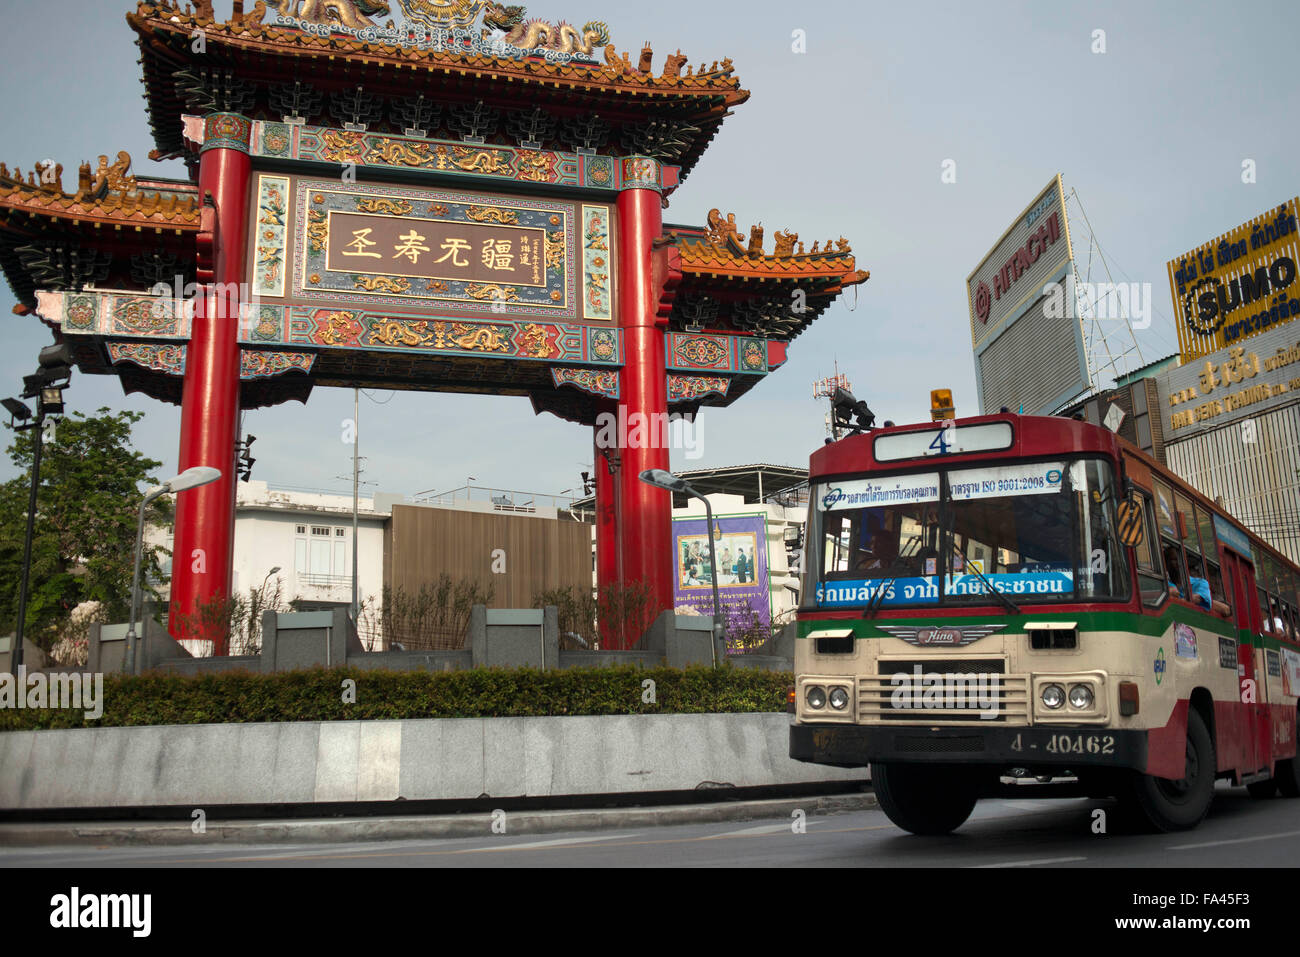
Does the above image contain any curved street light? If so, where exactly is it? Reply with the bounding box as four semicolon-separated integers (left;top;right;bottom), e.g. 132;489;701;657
638;468;724;666
124;466;222;674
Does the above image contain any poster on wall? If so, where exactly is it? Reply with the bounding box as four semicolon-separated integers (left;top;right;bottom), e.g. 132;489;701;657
672;513;771;648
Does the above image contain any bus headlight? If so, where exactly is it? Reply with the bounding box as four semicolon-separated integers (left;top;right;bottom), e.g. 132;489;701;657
1068;683;1094;710
806;686;827;710
829;687;850;711
1041;684;1066;710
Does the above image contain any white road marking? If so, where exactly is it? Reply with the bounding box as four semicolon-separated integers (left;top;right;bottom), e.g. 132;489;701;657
1169;828;1300;851
704;822;800;839
973;856;1087;868
998;801;1065;811
461;832;643;853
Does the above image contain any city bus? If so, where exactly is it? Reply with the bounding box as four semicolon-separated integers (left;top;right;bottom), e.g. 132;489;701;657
789;410;1300;833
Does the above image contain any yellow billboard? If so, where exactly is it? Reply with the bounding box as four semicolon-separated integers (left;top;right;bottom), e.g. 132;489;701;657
1167;198;1299;361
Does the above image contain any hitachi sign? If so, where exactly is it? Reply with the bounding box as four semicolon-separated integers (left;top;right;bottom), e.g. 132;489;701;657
991;210;1062;304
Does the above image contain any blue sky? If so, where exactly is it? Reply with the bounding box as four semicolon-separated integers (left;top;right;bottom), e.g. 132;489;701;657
1;0;1296;498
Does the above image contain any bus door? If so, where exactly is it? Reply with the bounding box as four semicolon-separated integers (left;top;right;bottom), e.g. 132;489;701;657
1225;550;1269;773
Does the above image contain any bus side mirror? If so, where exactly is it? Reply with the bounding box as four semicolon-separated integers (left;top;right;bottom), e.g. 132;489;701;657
1117;494;1145;549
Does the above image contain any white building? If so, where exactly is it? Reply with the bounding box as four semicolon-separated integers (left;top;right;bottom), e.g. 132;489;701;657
146;480;389;649
231;481;388;620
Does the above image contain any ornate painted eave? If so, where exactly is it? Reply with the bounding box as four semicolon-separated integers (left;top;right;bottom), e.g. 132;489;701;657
128;2;748;182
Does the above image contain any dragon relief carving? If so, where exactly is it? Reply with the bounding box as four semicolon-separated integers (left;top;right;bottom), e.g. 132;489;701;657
544;231;565;270
433;322;512;352
434;145;511;175
370;319;434;347
356;198;413;215
275;0;391;30
516;150;555;183
316;311;358;344
319;129;367;163
365;138;435;169
516;323;554;357
482;4;610;55
465;206;519;224
354;275;411;293
465;283;520;302
306;209;328;253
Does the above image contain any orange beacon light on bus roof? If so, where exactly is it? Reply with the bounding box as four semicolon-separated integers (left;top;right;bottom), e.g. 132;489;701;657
930;389;955;421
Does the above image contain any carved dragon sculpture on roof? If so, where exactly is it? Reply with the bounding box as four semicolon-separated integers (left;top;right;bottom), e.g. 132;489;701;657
275;0;392;30
481;3;609;54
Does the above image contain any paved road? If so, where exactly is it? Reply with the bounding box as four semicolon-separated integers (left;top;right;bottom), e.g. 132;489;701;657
4;784;1297;868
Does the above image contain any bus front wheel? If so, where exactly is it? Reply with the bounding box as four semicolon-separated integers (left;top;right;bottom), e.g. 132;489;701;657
871;762;979;835
1127;709;1215;832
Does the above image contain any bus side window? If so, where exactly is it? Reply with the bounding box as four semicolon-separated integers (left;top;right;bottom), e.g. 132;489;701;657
1284;572;1294;639
1153;480;1177;539
1134;494;1167;605
1259;584;1273;633
1177;494;1205;579
1204;557;1226;605
1162;539;1188;599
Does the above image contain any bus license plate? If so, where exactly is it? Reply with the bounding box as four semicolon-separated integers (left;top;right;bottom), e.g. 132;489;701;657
1010;732;1116;756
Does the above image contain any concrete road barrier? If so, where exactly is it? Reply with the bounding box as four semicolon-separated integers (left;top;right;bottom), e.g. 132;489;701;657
0;713;862;811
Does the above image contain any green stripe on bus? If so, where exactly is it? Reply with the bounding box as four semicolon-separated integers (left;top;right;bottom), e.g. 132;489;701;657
799;607;1300;652
797;606;1234;640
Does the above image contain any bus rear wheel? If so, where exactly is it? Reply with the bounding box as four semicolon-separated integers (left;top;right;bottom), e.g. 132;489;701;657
1127;709;1215;832
871;762;979;835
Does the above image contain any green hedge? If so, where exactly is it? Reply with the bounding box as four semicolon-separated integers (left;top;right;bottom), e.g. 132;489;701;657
0;666;793;732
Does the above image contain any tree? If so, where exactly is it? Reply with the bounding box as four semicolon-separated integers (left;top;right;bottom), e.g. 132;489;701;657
0;407;172;648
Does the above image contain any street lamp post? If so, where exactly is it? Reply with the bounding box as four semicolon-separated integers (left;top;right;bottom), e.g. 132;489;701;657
4;343;73;676
6;400;41;677
638;468;725;666
125;466;222;674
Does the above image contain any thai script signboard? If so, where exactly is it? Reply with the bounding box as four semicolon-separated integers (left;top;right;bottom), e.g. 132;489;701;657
1156;318;1300;439
1166;198;1299;362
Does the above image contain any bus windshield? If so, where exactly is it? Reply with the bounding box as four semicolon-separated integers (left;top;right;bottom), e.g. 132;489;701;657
807;458;1129;609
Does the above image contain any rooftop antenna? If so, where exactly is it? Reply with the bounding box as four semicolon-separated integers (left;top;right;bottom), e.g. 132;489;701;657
813;361;852;440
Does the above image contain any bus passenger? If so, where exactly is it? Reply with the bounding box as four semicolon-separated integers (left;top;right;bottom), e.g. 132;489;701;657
1165;544;1229;615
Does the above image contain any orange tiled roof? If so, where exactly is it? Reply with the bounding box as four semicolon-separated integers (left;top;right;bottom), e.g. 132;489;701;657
0;152;200;230
130;2;748;101
670;209;870;290
129;2;748;179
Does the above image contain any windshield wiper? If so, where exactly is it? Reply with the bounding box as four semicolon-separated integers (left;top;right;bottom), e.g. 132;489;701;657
950;542;1020;614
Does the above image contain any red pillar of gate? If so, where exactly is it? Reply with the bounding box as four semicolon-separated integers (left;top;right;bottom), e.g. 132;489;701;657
614;166;674;646
168;114;251;653
593;427;619;646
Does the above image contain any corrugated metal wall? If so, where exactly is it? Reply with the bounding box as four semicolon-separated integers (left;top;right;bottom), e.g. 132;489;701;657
979;300;1088;415
386;505;593;608
1164;402;1300;563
